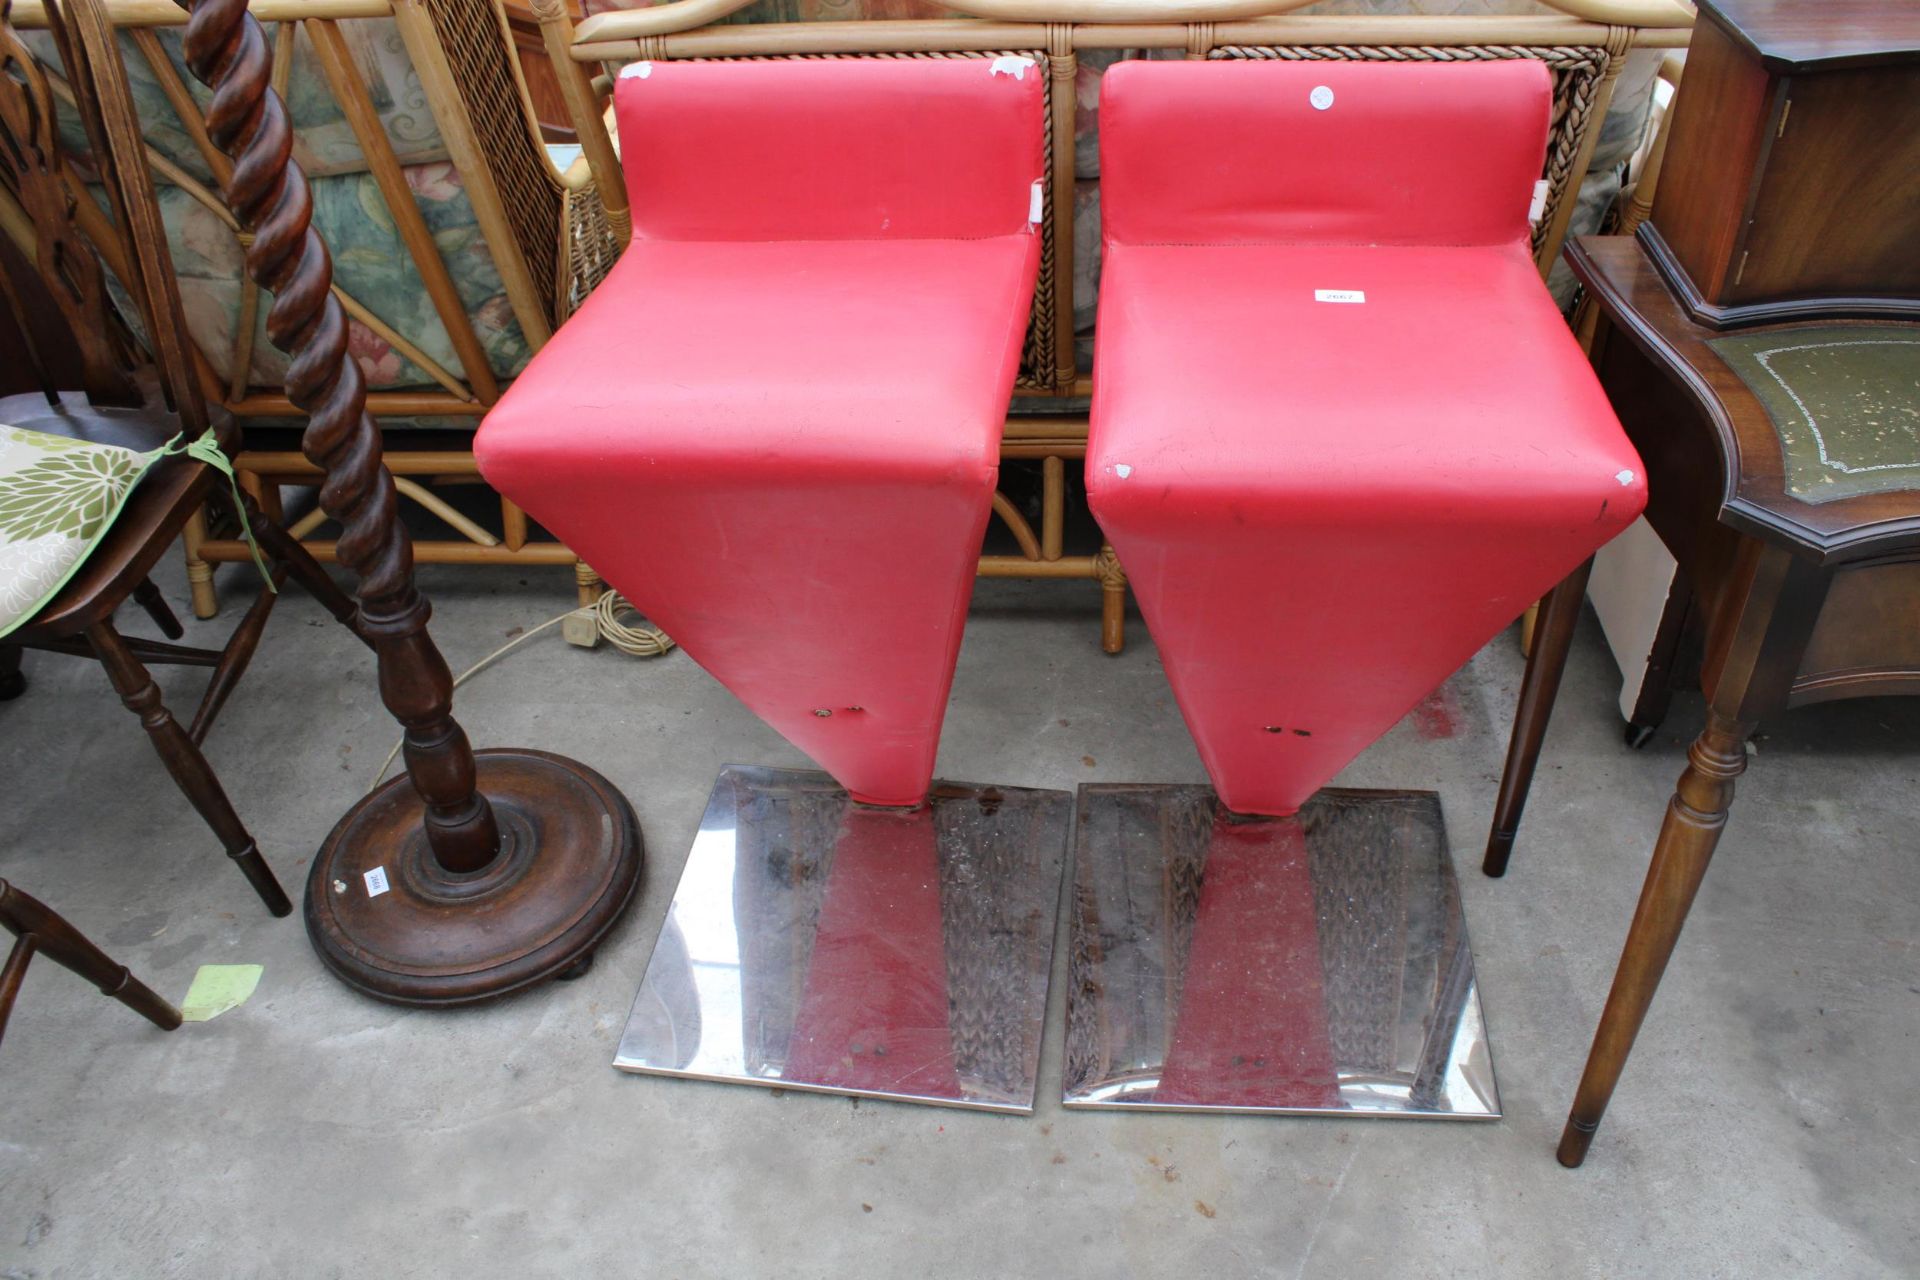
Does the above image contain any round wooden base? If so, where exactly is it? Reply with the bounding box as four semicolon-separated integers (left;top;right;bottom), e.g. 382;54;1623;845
304;748;642;1006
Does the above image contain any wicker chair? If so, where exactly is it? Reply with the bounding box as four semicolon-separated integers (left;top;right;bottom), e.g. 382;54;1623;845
13;0;622;618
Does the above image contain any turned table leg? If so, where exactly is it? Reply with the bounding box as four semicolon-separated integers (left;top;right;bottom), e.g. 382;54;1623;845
1556;541;1824;1166
1557;707;1750;1166
1484;557;1593;877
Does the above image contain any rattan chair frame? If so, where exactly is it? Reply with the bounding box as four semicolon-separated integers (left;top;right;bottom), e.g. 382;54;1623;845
11;0;623;616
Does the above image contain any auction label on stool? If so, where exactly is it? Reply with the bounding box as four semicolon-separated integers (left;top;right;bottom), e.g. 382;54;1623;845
364;866;391;897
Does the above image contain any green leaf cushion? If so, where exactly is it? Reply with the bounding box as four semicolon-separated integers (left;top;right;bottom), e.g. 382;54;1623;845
0;425;163;638
0;422;275;638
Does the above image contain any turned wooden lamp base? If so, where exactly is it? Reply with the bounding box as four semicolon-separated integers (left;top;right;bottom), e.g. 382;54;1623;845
304;749;642;1007
88;0;650;1008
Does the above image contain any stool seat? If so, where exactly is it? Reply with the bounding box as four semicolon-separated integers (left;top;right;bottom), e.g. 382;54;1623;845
1094;240;1627;499
490;238;1036;476
476;59;1045;806
1088;59;1646;817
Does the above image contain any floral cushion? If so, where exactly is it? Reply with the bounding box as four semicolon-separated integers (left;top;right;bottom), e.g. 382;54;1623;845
0;422;269;635
28;22;532;401
0;426;157;637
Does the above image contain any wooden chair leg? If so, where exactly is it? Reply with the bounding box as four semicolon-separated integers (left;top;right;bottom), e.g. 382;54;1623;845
1483;557;1595;878
220;488;363;640
0;935;33;1048
187;563;287;745
0;880;181;1051
183;507;219;620
1097;543;1127;655
0;644;23;701
132;577;185;639
255;476;286;525
576;561;606;607
1556;708;1750;1167
85;620;292;917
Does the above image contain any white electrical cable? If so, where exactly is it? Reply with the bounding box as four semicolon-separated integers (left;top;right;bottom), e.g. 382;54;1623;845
362;594;674;795
594;590;675;658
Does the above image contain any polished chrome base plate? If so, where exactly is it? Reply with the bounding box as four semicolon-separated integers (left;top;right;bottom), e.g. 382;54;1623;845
615;765;1073;1112
1063;785;1498;1118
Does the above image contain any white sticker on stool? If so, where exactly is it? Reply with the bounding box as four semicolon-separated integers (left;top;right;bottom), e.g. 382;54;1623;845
1114;464;1133;479
1616;469;1637;486
620;61;652;79
992;55;1035;79
1029;180;1044;225
1528;178;1551;225
1310;85;1334;110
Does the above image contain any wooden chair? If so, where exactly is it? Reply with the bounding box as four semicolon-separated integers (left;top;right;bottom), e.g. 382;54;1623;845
0;878;181;1051
0;0;364;916
9;0;624;618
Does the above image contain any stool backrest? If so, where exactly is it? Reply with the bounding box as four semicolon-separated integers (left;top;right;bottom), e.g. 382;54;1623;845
1101;59;1552;250
615;58;1046;243
548;2;1692;396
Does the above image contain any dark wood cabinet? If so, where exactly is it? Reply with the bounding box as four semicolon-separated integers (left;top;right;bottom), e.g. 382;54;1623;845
1642;0;1920;327
504;0;585;142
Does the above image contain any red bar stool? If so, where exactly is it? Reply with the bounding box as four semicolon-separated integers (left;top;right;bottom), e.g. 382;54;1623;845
1063;60;1647;1118
478;59;1071;1110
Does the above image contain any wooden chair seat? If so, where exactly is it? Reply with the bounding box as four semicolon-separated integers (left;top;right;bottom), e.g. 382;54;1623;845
1;384;229;640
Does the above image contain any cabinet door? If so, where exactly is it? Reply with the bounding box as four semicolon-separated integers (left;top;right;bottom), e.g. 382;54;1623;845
1728;64;1920;305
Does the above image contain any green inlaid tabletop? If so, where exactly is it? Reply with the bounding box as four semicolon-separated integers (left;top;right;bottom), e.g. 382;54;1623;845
1708;325;1920;504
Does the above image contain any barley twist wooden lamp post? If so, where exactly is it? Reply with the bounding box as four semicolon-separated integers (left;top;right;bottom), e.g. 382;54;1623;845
177;0;641;1005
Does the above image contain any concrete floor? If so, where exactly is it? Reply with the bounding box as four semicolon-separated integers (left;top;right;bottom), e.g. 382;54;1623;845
1;560;1916;1279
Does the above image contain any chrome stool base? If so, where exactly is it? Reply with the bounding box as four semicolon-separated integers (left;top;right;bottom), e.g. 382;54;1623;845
616;765;1072;1112
1063;784;1499;1119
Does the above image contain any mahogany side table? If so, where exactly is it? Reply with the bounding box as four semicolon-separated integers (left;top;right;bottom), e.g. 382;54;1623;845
1485;234;1920;1165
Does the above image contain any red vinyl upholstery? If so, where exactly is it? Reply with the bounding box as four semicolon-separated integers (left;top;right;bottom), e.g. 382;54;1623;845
1089;60;1647;817
477;59;1045;806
